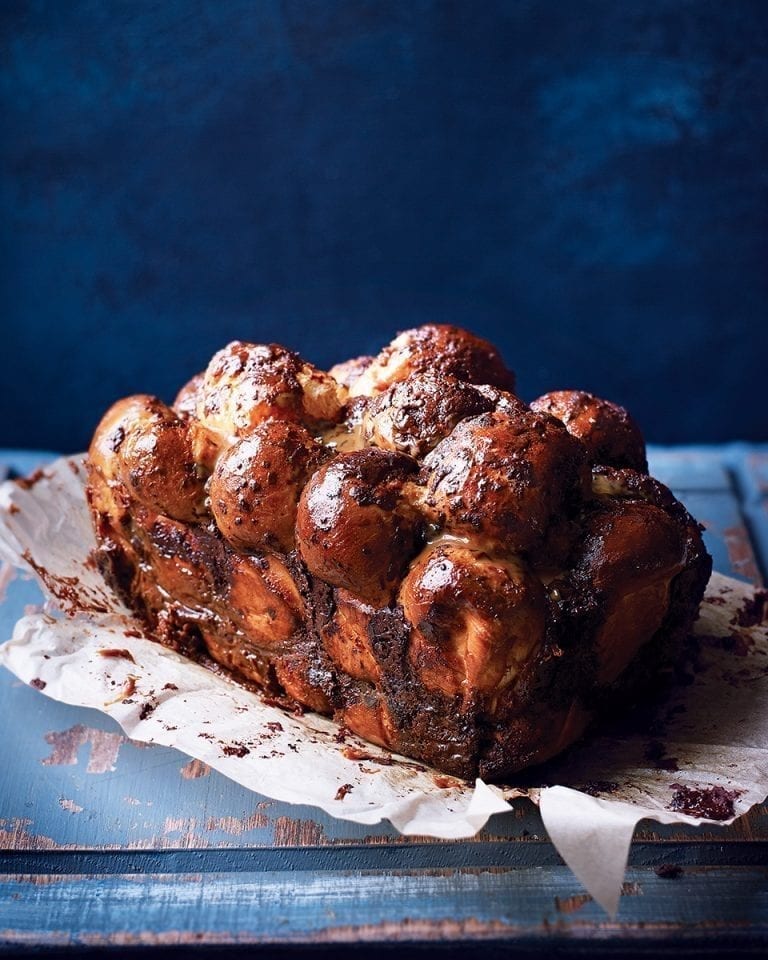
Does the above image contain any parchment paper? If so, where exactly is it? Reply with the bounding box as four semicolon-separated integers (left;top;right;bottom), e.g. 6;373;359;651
1;456;767;916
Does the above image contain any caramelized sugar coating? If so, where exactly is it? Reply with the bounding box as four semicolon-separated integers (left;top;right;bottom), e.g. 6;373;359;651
400;542;547;698
530;390;647;472
88;395;151;522
210;420;327;553
349;324;516;397
590;464;712;666
85;324;711;781
569;498;686;684
197;341;346;449
296;448;423;606
420;407;590;556
362;372;496;458
89;394;205;523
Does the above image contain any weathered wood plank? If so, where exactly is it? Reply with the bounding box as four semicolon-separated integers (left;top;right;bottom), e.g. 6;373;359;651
647;448;732;492
650;445;766;584
1;836;768;877
742;451;768;502
0;867;766;946
736;451;768;584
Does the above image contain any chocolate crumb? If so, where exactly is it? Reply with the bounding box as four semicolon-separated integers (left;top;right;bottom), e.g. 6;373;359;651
732;589;768;628
7;503;20;515
265;722;284;733
222;743;250;758
162;682;179;691
342;746;394;765
29;678;46;690
123;630;142;639
14;468;47;490
260;695;288;709
668;784;739;820
578;780;619;797
655;864;684;879
138;701;156;721
335;783;353;801
334;725;350;743
98;648;136;663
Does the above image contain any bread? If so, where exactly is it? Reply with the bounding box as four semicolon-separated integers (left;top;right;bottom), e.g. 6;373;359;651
85;325;711;780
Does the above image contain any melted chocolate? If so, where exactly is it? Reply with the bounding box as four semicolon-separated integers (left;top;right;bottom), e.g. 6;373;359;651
668;784;739;820
82;325;712;780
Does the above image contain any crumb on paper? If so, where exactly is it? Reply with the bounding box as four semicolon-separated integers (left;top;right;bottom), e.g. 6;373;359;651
104;674;138;706
13;468;47;490
138;700;156;721
433;775;465;790
732;588;768;628
98;648;136;663
342;745;393;765
335;783;353;801
668;784;740;820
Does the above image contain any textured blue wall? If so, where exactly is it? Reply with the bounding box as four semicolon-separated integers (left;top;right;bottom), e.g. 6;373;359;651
2;0;766;450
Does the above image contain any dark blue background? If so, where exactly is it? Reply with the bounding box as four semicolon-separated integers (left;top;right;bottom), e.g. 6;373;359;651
2;0;766;451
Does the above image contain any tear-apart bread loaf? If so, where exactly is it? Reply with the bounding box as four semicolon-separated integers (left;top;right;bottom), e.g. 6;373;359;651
86;325;710;779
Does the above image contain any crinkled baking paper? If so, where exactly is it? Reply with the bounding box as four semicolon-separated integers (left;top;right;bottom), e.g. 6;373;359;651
1;457;767;916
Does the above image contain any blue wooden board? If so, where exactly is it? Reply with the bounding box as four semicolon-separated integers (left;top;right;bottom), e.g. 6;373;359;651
1;446;767;953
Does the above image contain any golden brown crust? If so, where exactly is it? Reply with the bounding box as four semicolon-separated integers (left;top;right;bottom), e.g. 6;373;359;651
85;325;711;781
419;407;590;557
88;395;206;524
400;542;547;699
296;448;423;607
530;389;648;472
349;324;516;397
362;373;496;458
197;340;346;449
210;420;328;553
